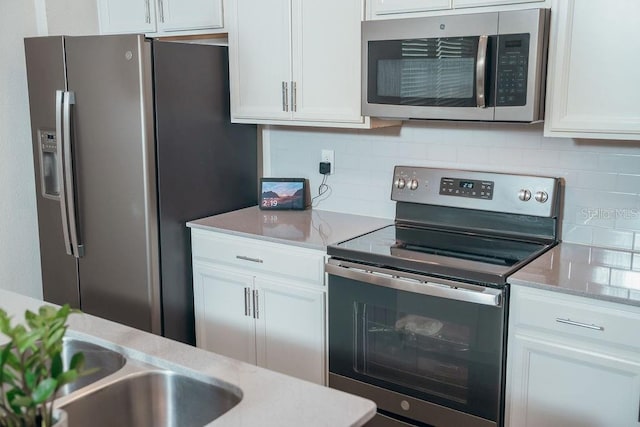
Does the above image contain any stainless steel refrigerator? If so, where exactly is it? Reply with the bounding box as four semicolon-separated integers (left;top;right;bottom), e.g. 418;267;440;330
24;35;257;345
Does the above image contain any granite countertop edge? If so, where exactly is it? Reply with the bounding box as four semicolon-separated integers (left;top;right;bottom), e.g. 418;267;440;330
187;222;325;251
508;242;640;308
0;290;376;427
186;206;393;252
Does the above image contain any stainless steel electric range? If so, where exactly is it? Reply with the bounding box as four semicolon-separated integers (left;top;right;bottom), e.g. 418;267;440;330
326;166;562;427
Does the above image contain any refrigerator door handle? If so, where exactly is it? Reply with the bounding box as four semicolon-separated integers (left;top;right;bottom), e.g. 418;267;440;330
62;91;83;258
55;90;73;256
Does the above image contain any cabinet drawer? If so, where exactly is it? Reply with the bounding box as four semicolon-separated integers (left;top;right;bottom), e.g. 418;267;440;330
191;229;325;286
511;286;640;352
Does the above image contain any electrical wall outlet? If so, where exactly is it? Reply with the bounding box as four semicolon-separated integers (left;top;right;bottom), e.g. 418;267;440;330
321;149;334;174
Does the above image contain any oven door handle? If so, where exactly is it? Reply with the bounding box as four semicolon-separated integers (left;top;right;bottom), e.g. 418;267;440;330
325;259;503;307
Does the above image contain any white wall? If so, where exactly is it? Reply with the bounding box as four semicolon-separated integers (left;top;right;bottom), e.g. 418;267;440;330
0;0;99;298
0;1;43;297
267;122;640;252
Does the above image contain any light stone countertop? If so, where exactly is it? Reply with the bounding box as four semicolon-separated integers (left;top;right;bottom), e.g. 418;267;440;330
509;242;640;307
187;206;393;250
0;289;376;427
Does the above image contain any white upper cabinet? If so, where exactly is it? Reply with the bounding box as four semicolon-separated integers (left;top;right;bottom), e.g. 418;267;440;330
97;0;157;34
544;0;640;140
228;0;390;128
97;0;223;35
368;0;544;18
156;0;223;32
229;0;291;121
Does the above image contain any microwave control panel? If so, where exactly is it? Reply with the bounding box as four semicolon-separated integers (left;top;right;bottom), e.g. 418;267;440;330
495;33;530;107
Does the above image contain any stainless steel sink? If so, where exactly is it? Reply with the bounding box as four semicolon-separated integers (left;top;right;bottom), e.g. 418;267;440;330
57;338;126;396
59;370;242;427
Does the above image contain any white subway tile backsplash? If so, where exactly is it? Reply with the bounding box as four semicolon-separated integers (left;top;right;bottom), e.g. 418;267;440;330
598;154;640;175
266;123;640;249
561;223;593;245
592;227;635;251
616;174;640;194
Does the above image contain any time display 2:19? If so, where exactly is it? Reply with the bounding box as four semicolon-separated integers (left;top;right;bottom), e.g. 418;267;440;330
459;181;474;189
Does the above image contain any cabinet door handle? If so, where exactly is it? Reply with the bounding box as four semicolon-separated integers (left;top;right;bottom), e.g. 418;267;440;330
236;255;263;264
158;0;165;23
555;317;604;331
145;0;151;24
282;81;289;112
253;290;259;319
291;81;297;112
244;287;251;316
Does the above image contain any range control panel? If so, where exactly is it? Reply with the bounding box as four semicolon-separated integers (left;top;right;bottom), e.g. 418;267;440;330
439;177;494;200
391;166;560;218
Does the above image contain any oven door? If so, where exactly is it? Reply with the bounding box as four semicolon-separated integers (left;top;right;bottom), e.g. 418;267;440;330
326;259;506;427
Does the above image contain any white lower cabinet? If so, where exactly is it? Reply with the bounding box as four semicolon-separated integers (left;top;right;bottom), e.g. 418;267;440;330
191;229;327;385
506;286;640;427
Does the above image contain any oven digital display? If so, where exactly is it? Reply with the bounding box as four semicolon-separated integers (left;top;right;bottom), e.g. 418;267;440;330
440;177;494;200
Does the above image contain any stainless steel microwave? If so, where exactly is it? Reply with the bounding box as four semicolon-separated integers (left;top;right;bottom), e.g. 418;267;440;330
362;8;550;122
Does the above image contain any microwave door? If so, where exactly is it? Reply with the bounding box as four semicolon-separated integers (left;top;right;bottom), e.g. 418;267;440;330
362;13;499;121
364;35;496;121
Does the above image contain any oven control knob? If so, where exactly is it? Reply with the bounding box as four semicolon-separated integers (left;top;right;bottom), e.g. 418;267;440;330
395;178;406;189
535;191;549;203
400;400;410;411
518;189;532;201
408;179;419;190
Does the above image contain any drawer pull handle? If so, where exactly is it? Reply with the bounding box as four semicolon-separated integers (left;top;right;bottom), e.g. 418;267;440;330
236;255;263;264
555;318;604;331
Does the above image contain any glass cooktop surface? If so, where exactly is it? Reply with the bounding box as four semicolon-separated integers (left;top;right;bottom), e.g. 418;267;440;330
328;225;552;285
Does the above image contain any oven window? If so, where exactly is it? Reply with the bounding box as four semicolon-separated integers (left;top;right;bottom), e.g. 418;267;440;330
329;272;505;422
367;37;491;107
357;304;471;403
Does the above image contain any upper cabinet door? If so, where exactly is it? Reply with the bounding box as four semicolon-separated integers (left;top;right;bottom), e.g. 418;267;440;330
372;0;451;15
98;0;157;34
156;0;223;32
454;0;543;8
544;0;640;140
290;0;364;123
229;0;292;121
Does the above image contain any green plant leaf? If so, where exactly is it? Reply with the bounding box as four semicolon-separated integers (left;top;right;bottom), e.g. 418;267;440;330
69;352;85;371
55;369;78;388
7;388;30;412
50;352;63;379
31;378;57;404
1;347;20;371
24;370;37;391
46;332;65;353
15;330;40;354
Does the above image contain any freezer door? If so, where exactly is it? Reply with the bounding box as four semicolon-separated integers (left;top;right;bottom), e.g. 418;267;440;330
63;35;160;333
153;41;258;344
24;36;80;307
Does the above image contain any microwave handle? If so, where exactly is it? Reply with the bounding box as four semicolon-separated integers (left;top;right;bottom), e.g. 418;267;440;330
476;35;488;108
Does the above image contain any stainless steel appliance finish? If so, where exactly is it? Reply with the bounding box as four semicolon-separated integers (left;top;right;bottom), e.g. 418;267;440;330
362;8;550;122
327;166;561;427
24;36;257;345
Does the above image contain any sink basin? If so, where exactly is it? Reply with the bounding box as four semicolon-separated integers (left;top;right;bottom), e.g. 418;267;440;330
60;371;242;427
57;338;126;396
